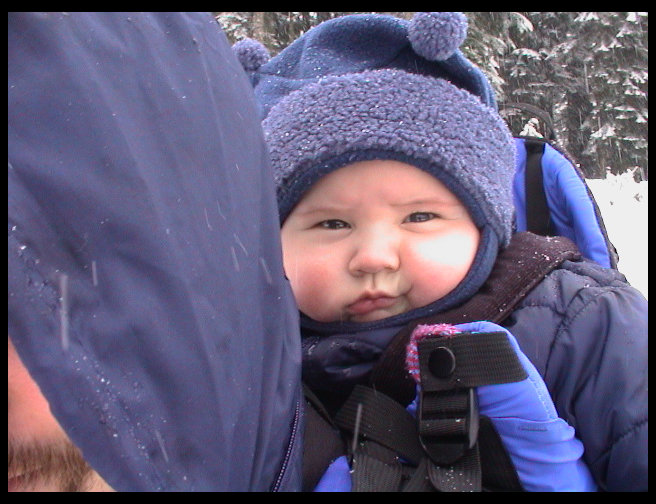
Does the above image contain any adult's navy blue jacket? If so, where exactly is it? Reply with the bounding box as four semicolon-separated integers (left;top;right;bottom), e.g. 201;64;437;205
9;13;302;491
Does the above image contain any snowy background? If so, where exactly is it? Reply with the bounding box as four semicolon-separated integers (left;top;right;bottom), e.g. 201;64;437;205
587;174;648;299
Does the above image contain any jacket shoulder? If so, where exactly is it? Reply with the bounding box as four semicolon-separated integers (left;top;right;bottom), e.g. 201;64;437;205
505;259;647;491
505;259;637;370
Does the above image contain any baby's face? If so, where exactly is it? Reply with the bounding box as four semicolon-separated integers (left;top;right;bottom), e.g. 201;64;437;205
281;160;480;323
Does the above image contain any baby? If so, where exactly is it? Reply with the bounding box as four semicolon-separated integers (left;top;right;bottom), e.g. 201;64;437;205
236;12;647;492
280;159;479;324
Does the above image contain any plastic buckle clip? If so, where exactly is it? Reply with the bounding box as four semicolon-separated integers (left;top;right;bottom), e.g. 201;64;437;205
416;338;480;465
418;387;479;465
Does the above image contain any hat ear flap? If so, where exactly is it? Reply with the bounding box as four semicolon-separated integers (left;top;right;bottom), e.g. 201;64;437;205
232;38;270;71
408;12;468;62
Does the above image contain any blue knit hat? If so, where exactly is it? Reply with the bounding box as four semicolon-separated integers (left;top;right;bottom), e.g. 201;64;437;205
234;12;516;327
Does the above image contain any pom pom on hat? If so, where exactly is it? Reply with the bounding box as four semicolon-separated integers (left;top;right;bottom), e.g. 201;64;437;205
408;12;468;61
232;38;270;72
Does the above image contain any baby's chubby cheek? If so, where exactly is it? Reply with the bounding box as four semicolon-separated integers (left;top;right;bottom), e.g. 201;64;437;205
407;232;479;304
283;255;341;322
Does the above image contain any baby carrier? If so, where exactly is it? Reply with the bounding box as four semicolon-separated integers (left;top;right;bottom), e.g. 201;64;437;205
301;106;618;492
504;102;618;269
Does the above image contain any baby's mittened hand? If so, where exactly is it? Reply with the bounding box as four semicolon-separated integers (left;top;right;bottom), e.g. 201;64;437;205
407;321;597;492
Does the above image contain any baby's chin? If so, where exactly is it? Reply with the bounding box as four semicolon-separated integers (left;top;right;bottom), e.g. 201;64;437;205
346;309;402;323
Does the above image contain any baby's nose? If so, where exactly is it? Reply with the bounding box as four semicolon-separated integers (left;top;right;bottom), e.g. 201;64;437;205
348;230;401;275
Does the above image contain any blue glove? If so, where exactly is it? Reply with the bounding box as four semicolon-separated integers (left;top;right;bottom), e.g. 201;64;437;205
314;455;352;492
441;321;597;491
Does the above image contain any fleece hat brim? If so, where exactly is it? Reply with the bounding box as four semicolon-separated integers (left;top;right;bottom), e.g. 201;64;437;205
264;69;515;247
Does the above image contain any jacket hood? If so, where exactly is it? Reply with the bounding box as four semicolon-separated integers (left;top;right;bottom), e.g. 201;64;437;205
9;12;302;491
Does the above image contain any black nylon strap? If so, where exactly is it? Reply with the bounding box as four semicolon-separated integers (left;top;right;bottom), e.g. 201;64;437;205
427;444;482;492
478;416;524;491
418;387;478;465
418;332;527;392
301;385;347;491
401;458;434;492
351;442;404;492
524;139;556;237
334;385;424;466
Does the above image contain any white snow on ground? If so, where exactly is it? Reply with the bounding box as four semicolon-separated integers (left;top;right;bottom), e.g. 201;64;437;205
586;173;648;299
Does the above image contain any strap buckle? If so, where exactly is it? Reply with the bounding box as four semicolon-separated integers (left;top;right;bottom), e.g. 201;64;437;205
418;387;479;465
417;338;480;465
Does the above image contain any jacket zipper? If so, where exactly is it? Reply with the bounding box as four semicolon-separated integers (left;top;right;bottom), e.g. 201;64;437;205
271;397;302;491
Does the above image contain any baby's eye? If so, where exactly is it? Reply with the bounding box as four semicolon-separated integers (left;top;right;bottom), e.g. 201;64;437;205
404;212;438;223
317;219;350;230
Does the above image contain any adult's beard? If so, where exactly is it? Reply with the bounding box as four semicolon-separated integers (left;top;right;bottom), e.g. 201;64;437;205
8;437;94;492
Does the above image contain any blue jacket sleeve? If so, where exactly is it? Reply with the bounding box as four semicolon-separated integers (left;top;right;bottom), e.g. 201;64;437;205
548;279;647;491
508;261;647;491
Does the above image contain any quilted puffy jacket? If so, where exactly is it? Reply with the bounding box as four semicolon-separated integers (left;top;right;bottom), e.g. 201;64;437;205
502;258;647;492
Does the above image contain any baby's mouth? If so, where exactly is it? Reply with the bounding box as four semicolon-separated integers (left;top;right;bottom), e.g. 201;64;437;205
346;293;402;321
